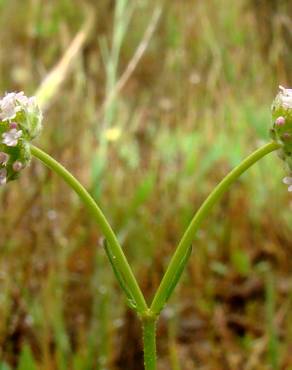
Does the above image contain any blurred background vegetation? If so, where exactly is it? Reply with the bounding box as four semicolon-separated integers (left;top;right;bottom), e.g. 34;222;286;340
0;0;291;369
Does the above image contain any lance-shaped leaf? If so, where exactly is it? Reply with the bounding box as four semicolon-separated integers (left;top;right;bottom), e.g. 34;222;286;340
154;244;192;314
103;240;138;311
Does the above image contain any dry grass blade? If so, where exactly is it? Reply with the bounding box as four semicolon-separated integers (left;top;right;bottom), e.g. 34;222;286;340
244;337;267;370
35;8;95;110
97;6;162;119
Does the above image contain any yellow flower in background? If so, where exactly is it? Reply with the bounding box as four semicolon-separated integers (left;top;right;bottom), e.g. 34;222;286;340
104;127;121;142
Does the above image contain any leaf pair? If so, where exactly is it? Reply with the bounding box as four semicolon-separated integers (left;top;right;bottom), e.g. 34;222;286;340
105;238;192;315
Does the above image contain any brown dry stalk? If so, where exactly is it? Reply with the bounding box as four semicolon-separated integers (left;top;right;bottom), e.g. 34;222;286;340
36;7;95;110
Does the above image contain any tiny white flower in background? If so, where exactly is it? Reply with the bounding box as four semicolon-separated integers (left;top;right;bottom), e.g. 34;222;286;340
279;86;292;109
283;177;292;192
2;128;22;146
0;168;7;185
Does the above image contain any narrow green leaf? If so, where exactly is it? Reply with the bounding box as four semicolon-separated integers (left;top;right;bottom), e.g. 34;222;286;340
17;345;37;370
103;240;137;310
156;244;192;314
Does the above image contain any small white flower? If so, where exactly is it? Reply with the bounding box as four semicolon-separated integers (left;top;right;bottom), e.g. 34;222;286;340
15;92;27;105
15;92;36;112
0;95;17;121
283;177;292;192
279;86;292;109
2;128;22;146
0;168;7;185
0;92;25;121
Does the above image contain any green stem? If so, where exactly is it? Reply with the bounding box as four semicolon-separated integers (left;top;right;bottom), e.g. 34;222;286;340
142;318;157;370
30;145;148;314
150;141;281;314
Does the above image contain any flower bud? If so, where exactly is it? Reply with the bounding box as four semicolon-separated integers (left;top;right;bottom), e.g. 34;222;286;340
10;122;18;129
0;152;9;165
12;161;23;172
275;116;285;126
0;91;42;185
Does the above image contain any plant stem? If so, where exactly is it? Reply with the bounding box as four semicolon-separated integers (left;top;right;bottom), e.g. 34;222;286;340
30;145;148;314
151;141;281;314
142;318;157;370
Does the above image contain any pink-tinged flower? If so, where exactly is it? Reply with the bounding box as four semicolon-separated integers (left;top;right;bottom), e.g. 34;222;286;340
2;128;22;146
9;122;18;129
0;152;9;165
283;177;292;192
275;116;285;126
0;168;7;185
12;161;23;172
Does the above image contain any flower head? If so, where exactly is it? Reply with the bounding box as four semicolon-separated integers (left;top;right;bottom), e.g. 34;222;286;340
271;86;292;174
0;91;42;139
0;91;42;185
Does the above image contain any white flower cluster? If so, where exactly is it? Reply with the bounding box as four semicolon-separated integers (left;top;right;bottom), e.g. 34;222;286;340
0;91;42;186
0;92;37;121
278;86;292;110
